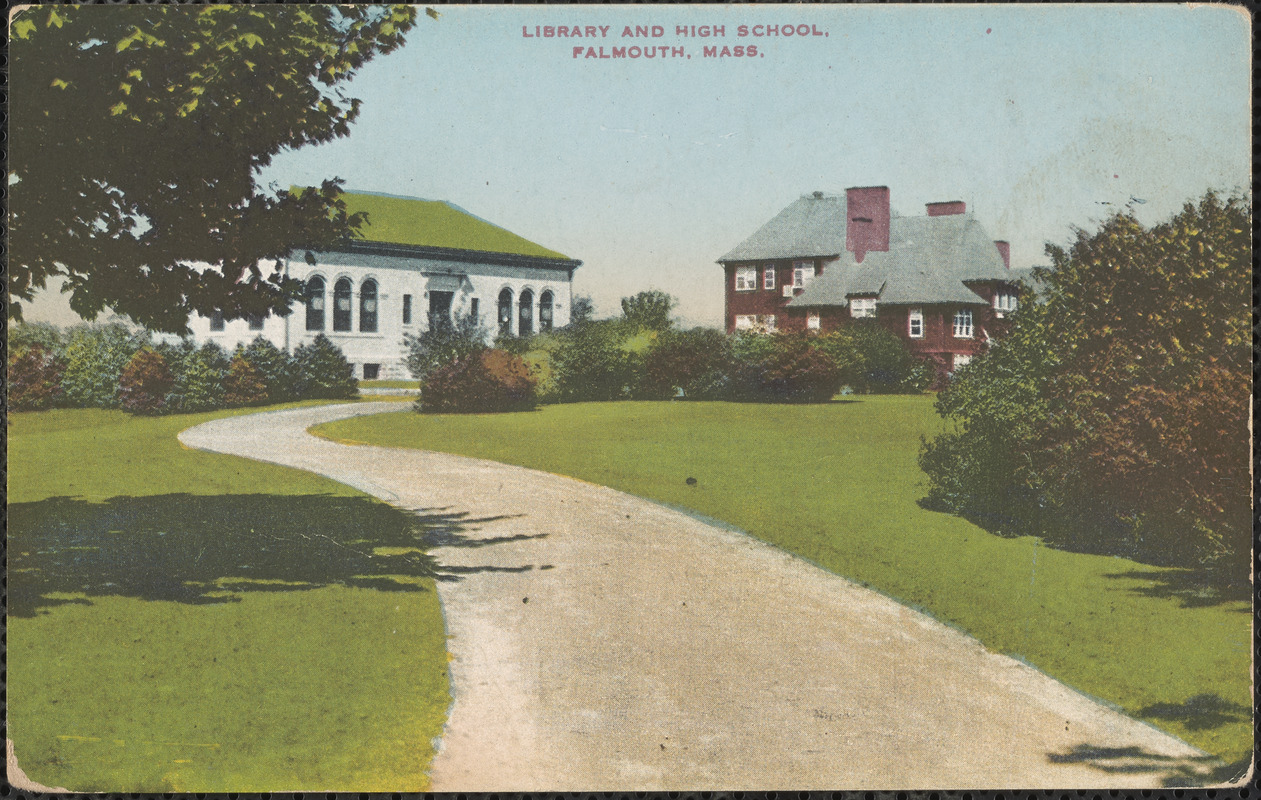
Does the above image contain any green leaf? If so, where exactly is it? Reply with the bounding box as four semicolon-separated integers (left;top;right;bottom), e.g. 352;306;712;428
110;102;128;116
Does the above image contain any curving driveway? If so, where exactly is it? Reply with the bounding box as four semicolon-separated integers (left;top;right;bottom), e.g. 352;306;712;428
179;402;1218;790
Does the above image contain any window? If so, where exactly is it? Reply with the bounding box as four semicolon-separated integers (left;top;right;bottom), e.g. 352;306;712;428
363;363;380;380
908;308;924;338
539;291;554;331
952;353;972;372
403;294;413;325
333;278;353;331
994;292;1018;314
850;297;877;318
209;310;225;332
247;313;264;331
792;260;816;290
498;288;514;337
519;289;534;336
735;266;757;291
359;280;378;332
470;297;480;322
953;308;973;338
305;277;325;331
763;266;776;290
734;315;756;330
734;314;776;332
764;314;777;332
807;312;821;330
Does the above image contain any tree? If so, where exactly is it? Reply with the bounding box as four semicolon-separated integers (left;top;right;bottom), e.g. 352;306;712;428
417;349;537;414
922;191;1250;576
118;348;175;414
291;334;358;400
61;323;149;408
8;345;66;412
224;355;270;408
568;296;596;327
9;5;418;333
404;315;490;382
620;290;676;331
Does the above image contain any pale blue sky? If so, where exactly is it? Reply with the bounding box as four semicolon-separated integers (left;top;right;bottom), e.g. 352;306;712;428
28;4;1252;327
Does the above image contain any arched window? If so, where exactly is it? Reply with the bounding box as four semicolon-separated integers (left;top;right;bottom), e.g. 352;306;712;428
518;289;534;337
539;290;554;332
359;280;378;333
333;278;353;332
498;288;514;337
305;277;326;331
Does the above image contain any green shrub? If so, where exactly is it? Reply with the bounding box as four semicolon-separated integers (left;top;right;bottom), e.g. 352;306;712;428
224;355;269;407
640;327;734;400
8;321;68;357
405;315;490;381
240;337;296;403
417;349;536;413
8;345;66;411
61;323;148;408
118;348;175;415
549;321;641;402
180;343;229;412
291;334;357;400
739;333;842;403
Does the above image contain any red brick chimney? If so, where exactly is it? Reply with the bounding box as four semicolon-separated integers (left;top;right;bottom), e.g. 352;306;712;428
845;186;890;264
926;201;967;216
994;240;1010;269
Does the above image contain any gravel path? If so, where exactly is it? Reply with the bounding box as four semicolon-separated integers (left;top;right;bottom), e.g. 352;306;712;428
179;402;1217;790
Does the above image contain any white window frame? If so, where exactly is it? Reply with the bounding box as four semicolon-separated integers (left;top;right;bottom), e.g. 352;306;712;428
735;266;758;292
764;314;777;332
994;292;1018;313
953;308;974;338
908;308;924;338
792;260;814;289
734;314;756;330
807;312;821;331
763;265;776;290
850;297;877;318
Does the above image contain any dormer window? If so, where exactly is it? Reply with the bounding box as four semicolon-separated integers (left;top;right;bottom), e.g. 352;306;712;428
994;292;1018;314
850;297;877;318
792;260;815;289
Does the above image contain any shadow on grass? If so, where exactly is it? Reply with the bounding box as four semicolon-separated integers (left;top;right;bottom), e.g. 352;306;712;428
916;496;1249;609
1046;743;1245;787
8;495;542;618
1136;693;1252;732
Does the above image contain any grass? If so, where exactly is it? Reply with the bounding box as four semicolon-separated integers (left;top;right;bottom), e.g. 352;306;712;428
314;398;1253;767
7;404;450;792
359;379;420;389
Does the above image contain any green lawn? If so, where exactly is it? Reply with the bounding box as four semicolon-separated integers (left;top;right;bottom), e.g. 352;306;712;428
7;404;450;792
359;379;420;389
315;398;1252;767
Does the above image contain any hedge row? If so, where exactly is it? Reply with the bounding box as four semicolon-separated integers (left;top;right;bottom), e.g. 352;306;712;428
7;323;357;414
404;313;932;413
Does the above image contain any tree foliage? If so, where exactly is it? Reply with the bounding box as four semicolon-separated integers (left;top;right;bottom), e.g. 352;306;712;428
405;314;490;381
921;191;1250;575
291;334;358;400
118;348;175;414
61;323;148;408
8;345;67;412
620;290;676;331
417;349;537;414
224;355;270;408
9;5;418;332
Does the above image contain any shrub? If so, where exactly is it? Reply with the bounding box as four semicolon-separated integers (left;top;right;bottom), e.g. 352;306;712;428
181;343;230;412
549;321;641;402
743;334;843;403
118;348;175;414
61;323;148;408
8;345;66;411
153;338;199;411
640;327;734;400
291;334;357;399
405;314;490;381
8;321;67;357
224;355;269;407
846;321;933;393
417;348;536;413
240;337;296;402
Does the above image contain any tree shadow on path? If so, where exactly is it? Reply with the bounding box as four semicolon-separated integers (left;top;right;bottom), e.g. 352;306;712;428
9;495;545;618
1046;743;1244;787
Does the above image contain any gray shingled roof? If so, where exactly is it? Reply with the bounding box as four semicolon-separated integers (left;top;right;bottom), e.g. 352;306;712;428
720;192;1016;307
719;193;850;261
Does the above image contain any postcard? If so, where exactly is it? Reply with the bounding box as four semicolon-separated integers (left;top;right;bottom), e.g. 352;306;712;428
6;3;1252;792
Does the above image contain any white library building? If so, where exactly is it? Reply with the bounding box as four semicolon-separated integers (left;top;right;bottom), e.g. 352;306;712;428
188;191;582;379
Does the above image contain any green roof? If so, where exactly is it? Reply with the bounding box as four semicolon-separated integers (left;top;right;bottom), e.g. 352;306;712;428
320;190;571;260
